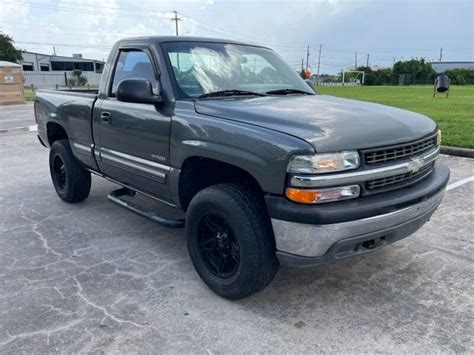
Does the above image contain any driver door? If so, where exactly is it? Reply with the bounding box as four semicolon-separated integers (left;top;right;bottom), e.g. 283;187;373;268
95;48;172;201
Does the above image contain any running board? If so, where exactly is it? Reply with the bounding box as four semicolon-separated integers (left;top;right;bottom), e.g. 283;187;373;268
107;188;185;228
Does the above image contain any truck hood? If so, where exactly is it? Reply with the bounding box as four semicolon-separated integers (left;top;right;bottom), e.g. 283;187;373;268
194;95;437;152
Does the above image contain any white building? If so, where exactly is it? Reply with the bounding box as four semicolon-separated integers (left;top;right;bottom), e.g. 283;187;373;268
20;51;104;73
429;61;474;73
20;51;104;88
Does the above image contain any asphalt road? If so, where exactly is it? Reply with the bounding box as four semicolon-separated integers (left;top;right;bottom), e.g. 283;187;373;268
1;128;473;353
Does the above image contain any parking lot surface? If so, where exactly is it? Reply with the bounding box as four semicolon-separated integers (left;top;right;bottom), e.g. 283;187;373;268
0;103;34;132
1;129;473;353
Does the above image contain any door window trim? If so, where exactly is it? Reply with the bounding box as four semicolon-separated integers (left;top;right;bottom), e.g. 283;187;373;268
108;46;160;98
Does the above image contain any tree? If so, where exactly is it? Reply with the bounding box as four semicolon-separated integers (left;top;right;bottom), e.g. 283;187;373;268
392;58;435;84
72;69;88;86
0;34;22;63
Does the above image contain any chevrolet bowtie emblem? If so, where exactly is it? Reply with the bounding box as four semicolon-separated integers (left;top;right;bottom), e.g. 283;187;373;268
407;157;424;173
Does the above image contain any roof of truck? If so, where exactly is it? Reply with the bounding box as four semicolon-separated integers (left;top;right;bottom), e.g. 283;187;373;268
118;36;266;48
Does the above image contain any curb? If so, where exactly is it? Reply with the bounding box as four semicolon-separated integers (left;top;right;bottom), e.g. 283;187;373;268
0;125;37;134
441;145;474;159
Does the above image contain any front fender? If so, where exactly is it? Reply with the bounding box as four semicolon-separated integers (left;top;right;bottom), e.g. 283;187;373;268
170;101;314;195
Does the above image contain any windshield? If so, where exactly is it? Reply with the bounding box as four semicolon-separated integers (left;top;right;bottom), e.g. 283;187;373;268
162;41;314;98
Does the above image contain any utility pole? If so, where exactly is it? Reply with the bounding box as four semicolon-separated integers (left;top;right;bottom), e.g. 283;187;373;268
354;52;358;69
53;46;56;56
366;53;370;67
439;48;443;61
317;45;322;76
301;58;304;72
306;45;310;71
171;10;181;36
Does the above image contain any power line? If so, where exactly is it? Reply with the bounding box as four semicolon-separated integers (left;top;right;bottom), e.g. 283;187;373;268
0;0;171;20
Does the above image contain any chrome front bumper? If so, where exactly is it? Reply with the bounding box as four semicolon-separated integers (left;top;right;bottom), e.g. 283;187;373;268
271;187;445;266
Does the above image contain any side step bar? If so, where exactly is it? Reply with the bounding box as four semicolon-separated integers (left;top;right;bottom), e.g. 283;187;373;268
107;188;185;228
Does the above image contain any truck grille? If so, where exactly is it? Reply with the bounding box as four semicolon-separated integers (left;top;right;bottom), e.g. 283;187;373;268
366;162;434;190
364;135;437;165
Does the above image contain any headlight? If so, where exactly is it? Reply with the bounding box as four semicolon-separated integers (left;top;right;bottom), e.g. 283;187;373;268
288;151;360;174
286;185;360;204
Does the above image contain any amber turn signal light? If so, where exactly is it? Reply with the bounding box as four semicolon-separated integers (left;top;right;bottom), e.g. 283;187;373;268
286;188;321;204
285;185;361;204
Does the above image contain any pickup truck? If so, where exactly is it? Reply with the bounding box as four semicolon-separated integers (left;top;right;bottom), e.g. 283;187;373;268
35;36;450;300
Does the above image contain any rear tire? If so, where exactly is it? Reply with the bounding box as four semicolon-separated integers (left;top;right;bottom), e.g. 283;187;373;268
49;139;91;203
186;184;279;300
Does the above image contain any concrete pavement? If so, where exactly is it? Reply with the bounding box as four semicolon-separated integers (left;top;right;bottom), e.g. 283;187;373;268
0;131;473;353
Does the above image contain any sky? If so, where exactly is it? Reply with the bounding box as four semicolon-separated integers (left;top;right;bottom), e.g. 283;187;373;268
0;0;472;74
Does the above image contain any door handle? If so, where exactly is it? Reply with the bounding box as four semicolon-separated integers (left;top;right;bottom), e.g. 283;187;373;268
100;112;111;124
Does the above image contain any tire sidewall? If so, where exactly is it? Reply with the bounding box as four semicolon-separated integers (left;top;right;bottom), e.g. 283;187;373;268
49;142;71;200
49;140;90;202
186;185;276;298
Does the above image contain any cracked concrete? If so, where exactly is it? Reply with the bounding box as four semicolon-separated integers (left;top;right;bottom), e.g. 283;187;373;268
0;130;473;353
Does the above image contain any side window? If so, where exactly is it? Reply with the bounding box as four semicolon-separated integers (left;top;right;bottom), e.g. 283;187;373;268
110;50;158;96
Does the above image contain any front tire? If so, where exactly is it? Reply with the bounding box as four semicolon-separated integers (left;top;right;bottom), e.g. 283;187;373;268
49;139;91;203
186;184;279;300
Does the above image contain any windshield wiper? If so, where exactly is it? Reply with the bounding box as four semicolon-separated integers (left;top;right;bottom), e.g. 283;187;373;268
265;88;314;95
198;90;266;98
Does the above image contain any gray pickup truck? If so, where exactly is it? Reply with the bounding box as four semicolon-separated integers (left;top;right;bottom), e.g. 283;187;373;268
35;36;449;299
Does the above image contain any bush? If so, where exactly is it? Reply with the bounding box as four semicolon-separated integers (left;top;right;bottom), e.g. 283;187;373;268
443;69;474;85
77;75;88;86
355;66;396;86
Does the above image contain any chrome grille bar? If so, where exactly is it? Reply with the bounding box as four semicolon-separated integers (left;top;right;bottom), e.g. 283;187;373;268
366;163;434;189
364;134;437;164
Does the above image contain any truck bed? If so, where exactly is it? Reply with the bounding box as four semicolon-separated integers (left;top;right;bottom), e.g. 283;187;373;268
38;89;98;98
35;89;99;170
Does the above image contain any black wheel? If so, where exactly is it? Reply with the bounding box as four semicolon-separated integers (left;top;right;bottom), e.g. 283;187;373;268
49;139;91;203
186;184;279;300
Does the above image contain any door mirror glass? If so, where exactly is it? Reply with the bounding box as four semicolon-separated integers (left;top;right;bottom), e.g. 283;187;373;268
116;79;162;104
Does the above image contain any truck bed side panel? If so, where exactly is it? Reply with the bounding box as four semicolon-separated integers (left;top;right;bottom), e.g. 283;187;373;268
35;91;99;171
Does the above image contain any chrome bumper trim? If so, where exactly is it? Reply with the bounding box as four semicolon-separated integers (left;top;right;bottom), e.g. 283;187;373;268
291;146;440;188
271;187;445;258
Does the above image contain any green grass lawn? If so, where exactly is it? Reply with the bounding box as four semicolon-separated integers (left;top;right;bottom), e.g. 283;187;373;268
318;85;474;149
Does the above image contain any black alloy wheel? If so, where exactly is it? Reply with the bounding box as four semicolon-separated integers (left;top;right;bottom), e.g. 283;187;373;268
197;213;241;279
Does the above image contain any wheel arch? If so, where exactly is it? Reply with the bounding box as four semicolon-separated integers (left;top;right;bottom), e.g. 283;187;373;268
177;156;264;211
46;122;68;146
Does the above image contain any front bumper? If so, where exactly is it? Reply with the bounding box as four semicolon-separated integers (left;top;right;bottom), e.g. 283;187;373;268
269;163;449;267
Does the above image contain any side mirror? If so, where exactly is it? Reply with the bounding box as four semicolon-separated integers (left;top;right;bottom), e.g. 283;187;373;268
305;79;315;92
116;79;162;104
